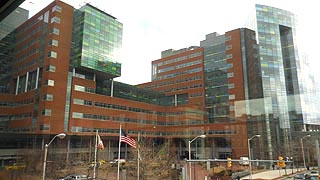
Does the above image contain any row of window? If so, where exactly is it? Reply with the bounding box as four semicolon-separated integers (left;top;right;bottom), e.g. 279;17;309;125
72;93;203;117
74;85;95;94
156;67;202;80
14;66;58;95
0;98;34;107
144;75;202;89
70;127;214;137
71;112;202;126
163;83;203;93
16;4;61;43
15;69;39;94
17;18;41;41
190;92;203;98
15;37;39;55
15;48;38;64
13;58;40;74
15;8;61;65
87;100;190;116
10;112;32;120
156;52;202;67
157;59;202;73
95;101;153;114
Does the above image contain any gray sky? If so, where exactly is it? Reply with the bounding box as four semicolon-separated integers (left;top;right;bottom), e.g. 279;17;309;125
20;0;320;85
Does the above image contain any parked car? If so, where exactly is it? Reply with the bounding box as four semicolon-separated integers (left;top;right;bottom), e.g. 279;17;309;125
309;175;319;180
57;174;89;180
294;173;309;180
310;170;319;176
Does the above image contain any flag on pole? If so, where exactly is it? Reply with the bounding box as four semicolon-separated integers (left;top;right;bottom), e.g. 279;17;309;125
120;130;137;148
97;134;104;150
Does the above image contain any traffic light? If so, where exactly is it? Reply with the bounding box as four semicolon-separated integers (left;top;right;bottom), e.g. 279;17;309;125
227;157;232;168
277;156;286;168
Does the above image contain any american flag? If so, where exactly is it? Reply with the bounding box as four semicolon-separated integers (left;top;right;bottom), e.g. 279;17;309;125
120;130;137;148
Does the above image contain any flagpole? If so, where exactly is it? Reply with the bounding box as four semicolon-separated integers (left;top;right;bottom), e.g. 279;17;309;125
117;124;122;180
93;130;98;179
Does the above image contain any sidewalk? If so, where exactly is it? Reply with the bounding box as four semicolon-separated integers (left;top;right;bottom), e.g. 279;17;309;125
241;168;299;180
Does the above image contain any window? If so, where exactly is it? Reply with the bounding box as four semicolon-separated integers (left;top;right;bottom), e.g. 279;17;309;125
44;11;49;23
227;63;233;68
74;98;84;105
72;112;83;118
40;124;50;130
43;94;53;101
226;54;233;59
51;16;61;24
229;94;235;100
46;65;56;72
226;45;232;50
52;5;62;12
52;28;60;35
228;83;235;89
38;15;43;21
225;36;232;41
227;72;234;78
49;39;58;46
48;51;57;58
42;109;52;116
45;80;55;86
74;85;85;92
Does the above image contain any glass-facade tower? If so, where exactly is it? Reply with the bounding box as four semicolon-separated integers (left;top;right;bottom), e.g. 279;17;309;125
200;33;228;123
248;4;320;159
72;4;122;78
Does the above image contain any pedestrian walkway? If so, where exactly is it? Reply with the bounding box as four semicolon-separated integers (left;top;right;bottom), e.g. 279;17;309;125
241;168;299;179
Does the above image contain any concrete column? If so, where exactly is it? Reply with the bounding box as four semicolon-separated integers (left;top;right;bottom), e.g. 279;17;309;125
25;71;29;92
35;67;39;89
111;79;114;97
175;94;177;106
15;76;20;95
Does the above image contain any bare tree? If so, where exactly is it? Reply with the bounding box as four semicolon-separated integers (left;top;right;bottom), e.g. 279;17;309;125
123;138;180;180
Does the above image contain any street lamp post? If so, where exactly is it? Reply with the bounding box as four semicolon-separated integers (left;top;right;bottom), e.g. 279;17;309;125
248;134;261;180
300;134;311;170
42;133;66;180
188;134;206;180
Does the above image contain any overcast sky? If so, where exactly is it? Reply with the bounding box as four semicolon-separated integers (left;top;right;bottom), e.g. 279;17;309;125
20;0;320;85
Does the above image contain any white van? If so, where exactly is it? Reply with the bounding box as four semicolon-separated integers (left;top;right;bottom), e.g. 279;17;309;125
239;157;249;165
